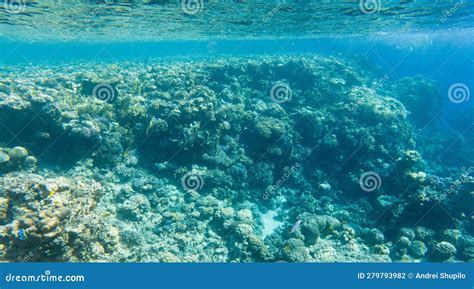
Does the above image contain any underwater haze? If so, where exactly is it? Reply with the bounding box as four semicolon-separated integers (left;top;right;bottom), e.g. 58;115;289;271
0;0;473;263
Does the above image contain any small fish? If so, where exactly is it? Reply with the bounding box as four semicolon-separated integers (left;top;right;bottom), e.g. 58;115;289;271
18;229;26;241
48;189;57;198
289;219;302;233
35;131;50;140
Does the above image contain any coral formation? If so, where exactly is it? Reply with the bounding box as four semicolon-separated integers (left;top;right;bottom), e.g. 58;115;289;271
0;146;36;173
0;55;471;263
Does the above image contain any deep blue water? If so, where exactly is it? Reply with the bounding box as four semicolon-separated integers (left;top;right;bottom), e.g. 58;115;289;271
2;31;472;118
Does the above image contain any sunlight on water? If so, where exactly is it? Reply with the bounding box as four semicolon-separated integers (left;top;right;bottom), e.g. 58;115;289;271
0;0;473;41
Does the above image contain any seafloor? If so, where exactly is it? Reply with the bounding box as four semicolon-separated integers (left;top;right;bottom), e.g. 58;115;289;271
0;55;472;262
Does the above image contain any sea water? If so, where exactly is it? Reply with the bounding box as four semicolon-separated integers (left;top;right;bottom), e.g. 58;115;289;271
0;0;473;263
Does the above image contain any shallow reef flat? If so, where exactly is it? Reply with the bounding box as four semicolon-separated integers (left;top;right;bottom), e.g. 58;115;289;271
0;55;472;262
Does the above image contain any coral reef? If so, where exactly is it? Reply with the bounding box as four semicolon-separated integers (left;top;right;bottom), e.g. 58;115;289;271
0;146;37;173
0;55;471;263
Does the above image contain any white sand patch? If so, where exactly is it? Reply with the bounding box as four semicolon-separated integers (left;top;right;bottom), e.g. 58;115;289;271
261;210;283;238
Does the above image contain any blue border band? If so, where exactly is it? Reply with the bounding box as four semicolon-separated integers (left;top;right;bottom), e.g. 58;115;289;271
0;263;472;289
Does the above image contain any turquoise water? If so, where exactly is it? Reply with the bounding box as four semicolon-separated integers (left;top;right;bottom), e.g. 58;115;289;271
0;1;473;262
